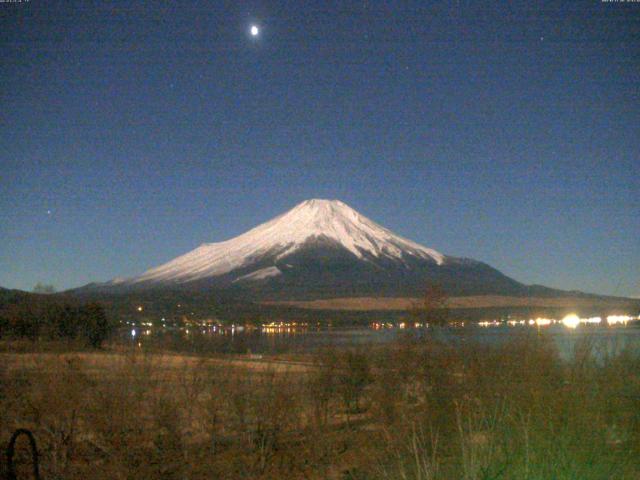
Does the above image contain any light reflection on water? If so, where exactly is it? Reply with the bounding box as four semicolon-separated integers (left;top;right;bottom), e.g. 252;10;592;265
454;321;640;361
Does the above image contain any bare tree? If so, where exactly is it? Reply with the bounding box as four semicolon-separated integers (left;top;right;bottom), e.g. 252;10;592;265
410;283;450;327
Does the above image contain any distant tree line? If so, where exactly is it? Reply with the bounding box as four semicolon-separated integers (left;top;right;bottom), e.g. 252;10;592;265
0;293;114;347
33;282;57;294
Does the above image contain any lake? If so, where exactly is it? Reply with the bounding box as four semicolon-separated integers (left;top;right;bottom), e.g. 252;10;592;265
127;314;640;360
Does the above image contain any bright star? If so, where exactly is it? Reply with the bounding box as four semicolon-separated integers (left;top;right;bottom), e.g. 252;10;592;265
250;25;259;37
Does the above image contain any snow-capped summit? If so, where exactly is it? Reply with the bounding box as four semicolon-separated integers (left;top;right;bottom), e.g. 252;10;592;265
128;199;445;286
79;198;530;298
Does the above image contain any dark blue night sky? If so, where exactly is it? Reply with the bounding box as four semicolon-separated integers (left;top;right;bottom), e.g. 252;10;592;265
1;1;638;296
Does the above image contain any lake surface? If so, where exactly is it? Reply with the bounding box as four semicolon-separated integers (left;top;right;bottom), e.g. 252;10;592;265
128;316;640;360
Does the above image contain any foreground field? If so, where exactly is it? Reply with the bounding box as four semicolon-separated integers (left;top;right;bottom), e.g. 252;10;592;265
1;333;640;479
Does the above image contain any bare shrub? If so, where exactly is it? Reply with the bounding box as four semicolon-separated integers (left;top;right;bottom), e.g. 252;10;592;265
337;350;373;414
306;347;339;429
19;356;91;478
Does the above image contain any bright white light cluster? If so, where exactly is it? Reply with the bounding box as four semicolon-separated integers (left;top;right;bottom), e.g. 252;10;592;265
561;314;580;329
607;315;633;325
477;314;638;329
583;316;602;324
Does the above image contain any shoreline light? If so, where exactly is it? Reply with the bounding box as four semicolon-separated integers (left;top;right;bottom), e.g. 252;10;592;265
561;314;580;329
607;315;632;325
583;316;602;325
535;318;552;326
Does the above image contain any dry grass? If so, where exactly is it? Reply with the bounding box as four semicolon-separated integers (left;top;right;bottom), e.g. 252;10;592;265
1;333;640;479
264;295;639;311
0;351;313;374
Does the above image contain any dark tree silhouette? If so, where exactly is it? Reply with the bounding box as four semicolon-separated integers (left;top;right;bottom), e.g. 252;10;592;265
410;283;450;327
79;303;112;348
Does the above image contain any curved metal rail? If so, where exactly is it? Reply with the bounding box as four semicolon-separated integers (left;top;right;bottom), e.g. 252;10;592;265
5;429;40;480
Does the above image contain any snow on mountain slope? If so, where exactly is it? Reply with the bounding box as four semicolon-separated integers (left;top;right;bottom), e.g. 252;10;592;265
233;266;282;283
128;199;445;285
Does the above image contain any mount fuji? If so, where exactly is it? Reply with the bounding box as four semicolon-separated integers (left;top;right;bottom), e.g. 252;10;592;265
82;199;540;299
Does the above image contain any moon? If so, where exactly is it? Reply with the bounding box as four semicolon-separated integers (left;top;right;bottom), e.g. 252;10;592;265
250;25;259;37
